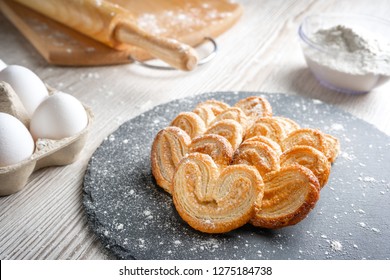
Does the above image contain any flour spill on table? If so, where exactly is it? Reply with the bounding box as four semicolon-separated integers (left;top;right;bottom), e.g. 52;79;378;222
136;3;233;36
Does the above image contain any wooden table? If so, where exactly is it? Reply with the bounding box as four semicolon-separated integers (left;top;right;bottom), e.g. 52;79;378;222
1;0;390;259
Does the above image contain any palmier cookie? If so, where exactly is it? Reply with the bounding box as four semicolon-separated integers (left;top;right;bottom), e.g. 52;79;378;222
189;134;234;167
243;136;282;157
172;153;264;234
232;141;280;177
205;119;244;151
151;126;191;193
194;100;230;116
152;128;235;192
245;117;288;144
209;107;249;130
323;133;340;163
193;105;216;126
234;96;272;120
280;145;331;188
281;128;340;162
273;116;300;135
171;112;206;139
251;165;320;229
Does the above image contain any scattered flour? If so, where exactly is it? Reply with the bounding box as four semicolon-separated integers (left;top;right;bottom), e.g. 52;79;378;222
362;176;377;183
357;209;366;214
330;240;343;251
143;210;151;216
371;228;381;233
341;151;356;161
359;222;366;228
330;123;344;131
138;238;145;248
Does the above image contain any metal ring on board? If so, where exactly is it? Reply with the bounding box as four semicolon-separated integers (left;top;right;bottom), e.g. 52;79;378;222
128;37;218;70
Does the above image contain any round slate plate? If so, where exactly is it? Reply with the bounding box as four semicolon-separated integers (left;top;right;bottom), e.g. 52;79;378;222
83;92;390;260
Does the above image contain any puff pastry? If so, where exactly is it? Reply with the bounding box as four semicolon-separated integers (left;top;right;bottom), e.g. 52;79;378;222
172;153;264;233
152;128;236;192
251;165;320;229
281;128;340;162
195;100;230;116
234;96;272;119
243;136;282;157
323;133;340;163
245;117;288;144
192;105;216;126
189;134;234;167
205;119;244;151
209;107;249;130
151;126;191;193
273;116;300;134
232;141;280;177
280;145;331;188
170;112;206;139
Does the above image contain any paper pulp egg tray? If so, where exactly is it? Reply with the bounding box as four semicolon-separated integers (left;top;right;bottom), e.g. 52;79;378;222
0;83;93;196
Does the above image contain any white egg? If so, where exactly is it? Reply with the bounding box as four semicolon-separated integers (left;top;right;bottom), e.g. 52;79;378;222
30;92;88;140
0;65;49;117
0;60;6;71
0;113;35;167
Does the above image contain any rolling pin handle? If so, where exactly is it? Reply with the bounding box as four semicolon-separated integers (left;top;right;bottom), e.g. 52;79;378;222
128;37;218;71
115;22;199;71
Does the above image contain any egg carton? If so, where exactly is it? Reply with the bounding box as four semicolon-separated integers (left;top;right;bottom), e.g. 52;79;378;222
0;82;93;196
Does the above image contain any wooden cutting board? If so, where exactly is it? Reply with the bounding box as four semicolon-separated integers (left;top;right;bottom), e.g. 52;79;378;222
0;0;242;66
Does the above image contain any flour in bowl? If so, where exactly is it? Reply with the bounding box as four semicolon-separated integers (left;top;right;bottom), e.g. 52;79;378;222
310;25;390;75
303;24;390;93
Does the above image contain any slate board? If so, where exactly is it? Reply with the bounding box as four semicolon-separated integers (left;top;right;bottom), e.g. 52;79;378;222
83;92;390;260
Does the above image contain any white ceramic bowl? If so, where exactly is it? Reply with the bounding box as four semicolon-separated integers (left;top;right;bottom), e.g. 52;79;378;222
299;14;390;94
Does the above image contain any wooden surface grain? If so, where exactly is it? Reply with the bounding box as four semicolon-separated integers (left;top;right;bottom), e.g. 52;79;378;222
1;0;390;259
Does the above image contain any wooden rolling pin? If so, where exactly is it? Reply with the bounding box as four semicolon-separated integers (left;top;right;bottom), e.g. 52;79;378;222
12;0;198;71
